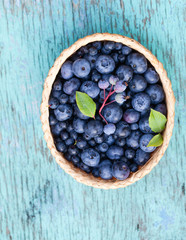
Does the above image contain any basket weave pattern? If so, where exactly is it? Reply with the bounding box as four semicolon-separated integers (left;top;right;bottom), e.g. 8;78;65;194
40;33;175;189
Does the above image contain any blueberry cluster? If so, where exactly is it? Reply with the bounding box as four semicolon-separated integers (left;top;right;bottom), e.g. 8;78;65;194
49;41;167;181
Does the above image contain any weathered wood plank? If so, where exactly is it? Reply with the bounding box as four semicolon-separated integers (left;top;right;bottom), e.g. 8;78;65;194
0;0;185;239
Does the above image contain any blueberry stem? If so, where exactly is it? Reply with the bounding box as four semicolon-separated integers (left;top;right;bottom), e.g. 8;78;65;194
104;100;116;106
99;84;116;124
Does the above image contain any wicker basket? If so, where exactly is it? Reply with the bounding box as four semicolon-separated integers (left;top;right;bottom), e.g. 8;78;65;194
40;33;175;189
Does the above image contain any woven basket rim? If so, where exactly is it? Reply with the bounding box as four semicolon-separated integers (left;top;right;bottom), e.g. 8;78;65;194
40;33;175;189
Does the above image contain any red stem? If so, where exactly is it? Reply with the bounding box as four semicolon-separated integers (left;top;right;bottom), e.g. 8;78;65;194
104;100;116;106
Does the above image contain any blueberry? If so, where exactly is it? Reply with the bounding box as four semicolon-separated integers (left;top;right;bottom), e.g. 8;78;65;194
89;47;98;56
115;121;131;138
61;61;73;79
49;97;59;109
76;137;87;149
104;41;115;50
74;105;90;120
115;92;127;104
84;54;99;69
51;122;67;136
53;79;62;91
54;104;73;121
49;114;58;125
81;148;100;167
77;46;89;55
111;52;119;63
96;55;115;74
80;81;100;98
52;90;61;98
144;67;159;84
123;109;140;123
129;75;147;92
66;138;75;146
114;80;127;93
94;135;104;144
88;139;96;147
146;84;165;104
68;145;79;155
64;152;71;161
70;130;78;140
79;162;92;173
112;161;130;180
99;160;112;180
92;168;99;177
104;135;115;145
63;78;81;95
92;41;102;50
121;46;132;55
127;52;147;74
73;118;86;133
132;93;151;112
103;123;116;135
102;103;123;123
109;75;119;85
115;42;122;50
84;120;103;138
83;133;92;141
56;141;67;153
71;156;80;165
131;123;139;130
129;163;138;172
125;148;135;159
106;145;124;160
139;114;153;133
126;130;142;149
60;130;69;141
116;138;126;147
67;124;73;132
98;143;109;152
101;47;112;55
118;54;125;63
91;70;101;82
72;58;91;78
154;103;167;116
59;94;68;104
139;134;156;152
116;65;133;82
134;149;150;165
98;79;110;89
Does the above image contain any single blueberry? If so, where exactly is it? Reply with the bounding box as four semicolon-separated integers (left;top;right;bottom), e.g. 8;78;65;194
129;163;138;172
123;109;140;123
127;52;147;74
144;67;159;84
116;65;133;82
59;94;68;104
56;141;67;153
51;122;67;136
98;79;110;89
115;42;123;50
81;148;100;167
68;145;79;155
70;130;78;140
84;120;103;138
92;168;100;177
132;93;151;112
139;134;156;152
102;103;123;124
98;143;109;152
121;46;132;55
49;114;58;125
103;41;115;50
88;139;97;147
54;104;73;121
60;130;69;141
79;162;92;173
103;123;116;135
61;61;73;79
76;137;87;149
116;138;126;147
112;161;130;180
111;52;119;63
118;54;125;63
126;130;142;149
129;75;147;93
115;121;131;138
53;79;62;91
125;148;136;160
131;123;139;130
101;47;112;55
91;69;101;82
104;135;115;145
96;55;115;74
71;155;80;164
80;81;100;98
92;41;102;50
63;78;80;95
66;138;75;146
89;47;98;56
99;160;113;180
52;90;61;98
106;145;124;160
134;149;150;165
146;84;165;104
139;114;153;133
154;103;167;116
72;58;91;78
94;135;104;144
49;97;59;109
84;54;99;69
73;118;86;133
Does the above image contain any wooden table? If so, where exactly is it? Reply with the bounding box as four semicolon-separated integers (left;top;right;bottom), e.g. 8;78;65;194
0;0;185;239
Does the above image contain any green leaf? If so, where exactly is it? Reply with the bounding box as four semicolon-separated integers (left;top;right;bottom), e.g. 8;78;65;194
147;133;163;147
149;108;167;133
76;91;96;118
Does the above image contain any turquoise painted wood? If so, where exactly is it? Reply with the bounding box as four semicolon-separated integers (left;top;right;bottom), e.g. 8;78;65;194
0;0;185;239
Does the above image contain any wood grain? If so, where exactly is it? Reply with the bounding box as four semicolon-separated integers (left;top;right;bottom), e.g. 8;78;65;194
0;0;185;239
